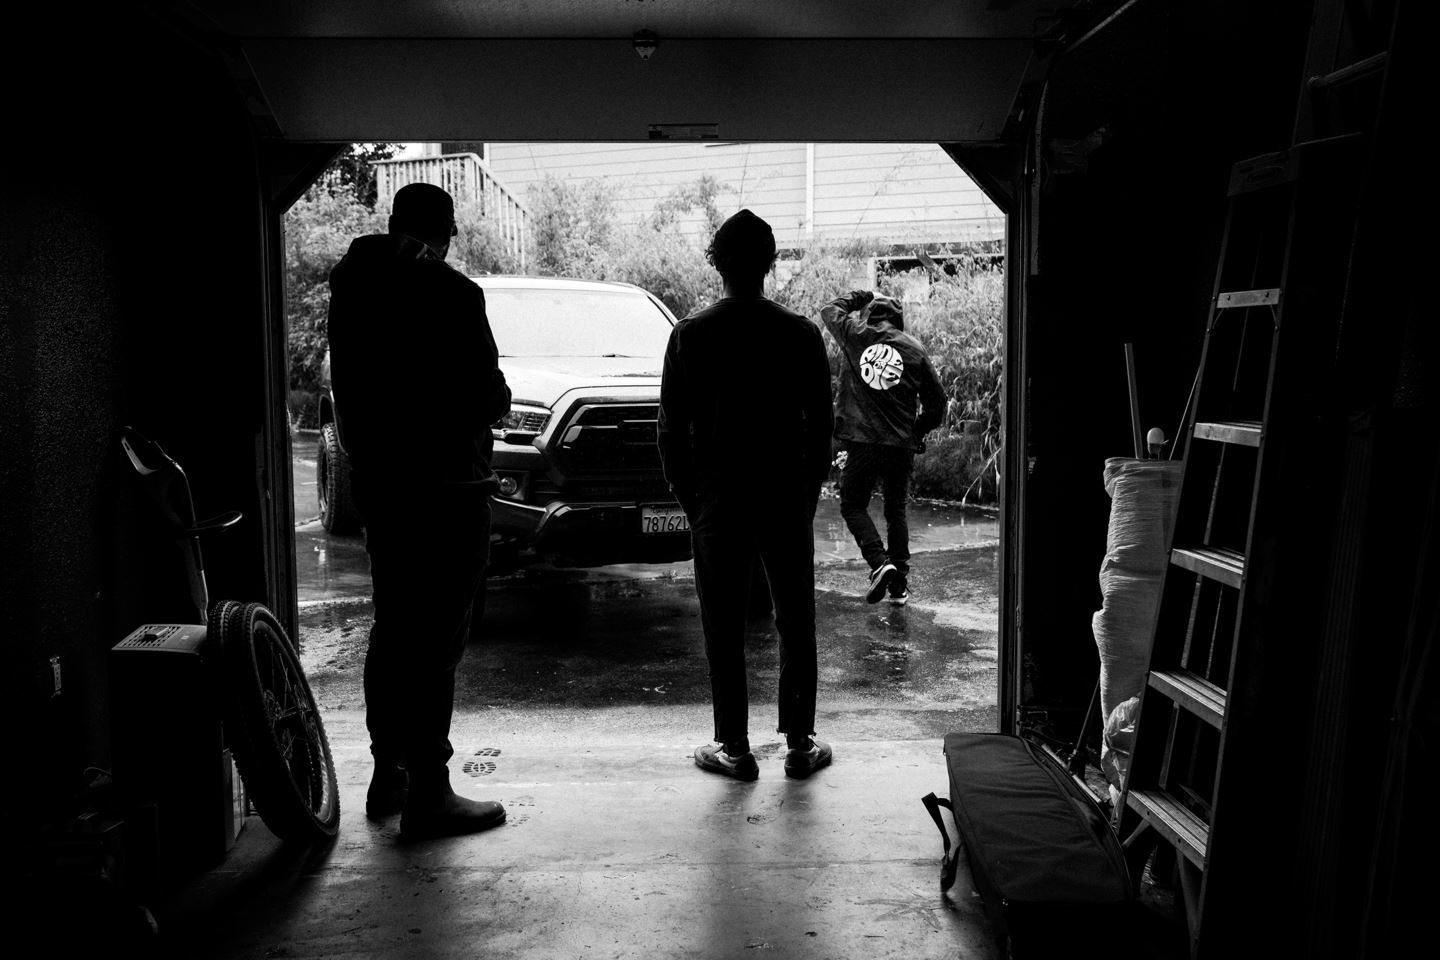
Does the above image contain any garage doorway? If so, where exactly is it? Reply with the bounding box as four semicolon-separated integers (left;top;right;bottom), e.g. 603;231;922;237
283;140;1003;747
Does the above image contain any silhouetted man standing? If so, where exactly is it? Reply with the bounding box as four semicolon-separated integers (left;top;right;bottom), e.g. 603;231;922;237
327;182;511;838
658;209;835;780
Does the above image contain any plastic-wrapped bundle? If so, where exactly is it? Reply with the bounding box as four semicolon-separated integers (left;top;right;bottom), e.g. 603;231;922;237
1091;457;1182;788
1103;695;1140;807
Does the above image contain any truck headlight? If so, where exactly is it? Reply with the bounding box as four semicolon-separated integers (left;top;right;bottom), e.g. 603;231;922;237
493;402;551;442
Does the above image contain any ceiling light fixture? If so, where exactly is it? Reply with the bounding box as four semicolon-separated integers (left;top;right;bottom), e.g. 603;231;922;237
633;30;659;61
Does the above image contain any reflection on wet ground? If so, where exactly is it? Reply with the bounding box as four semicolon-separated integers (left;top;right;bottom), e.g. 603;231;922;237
291;436;1000;741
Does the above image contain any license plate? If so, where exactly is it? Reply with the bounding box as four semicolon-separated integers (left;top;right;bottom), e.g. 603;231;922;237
640;504;690;535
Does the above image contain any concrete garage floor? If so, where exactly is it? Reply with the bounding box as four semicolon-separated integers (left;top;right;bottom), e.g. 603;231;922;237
159;587;1007;960
151;440;1011;958
162;730;1001;960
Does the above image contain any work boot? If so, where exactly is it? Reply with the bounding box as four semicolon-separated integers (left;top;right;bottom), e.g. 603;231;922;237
365;761;409;820
866;562;898;604
694;743;759;781
400;781;506;840
784;738;833;779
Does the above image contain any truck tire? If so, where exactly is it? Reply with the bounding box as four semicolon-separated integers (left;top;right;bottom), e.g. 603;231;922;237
317;422;361;535
213;600;340;843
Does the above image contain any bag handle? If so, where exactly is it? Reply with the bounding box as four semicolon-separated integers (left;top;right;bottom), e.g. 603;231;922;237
920;792;960;891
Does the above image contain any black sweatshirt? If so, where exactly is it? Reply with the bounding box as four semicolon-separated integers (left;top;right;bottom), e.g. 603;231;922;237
657;297;833;510
327;233;510;489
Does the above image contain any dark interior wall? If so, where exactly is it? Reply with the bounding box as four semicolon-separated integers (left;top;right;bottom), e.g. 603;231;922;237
1;9;273;832
1015;1;1436;952
1015;0;1314;734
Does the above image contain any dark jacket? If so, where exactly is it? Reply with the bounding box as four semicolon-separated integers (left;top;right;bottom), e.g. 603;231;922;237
327;233;510;491
819;296;946;450
657;297;833;510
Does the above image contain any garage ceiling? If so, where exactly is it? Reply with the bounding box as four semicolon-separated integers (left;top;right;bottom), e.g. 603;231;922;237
186;0;1070;142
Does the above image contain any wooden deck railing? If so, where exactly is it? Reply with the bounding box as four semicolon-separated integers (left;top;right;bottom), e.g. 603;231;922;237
373;153;527;271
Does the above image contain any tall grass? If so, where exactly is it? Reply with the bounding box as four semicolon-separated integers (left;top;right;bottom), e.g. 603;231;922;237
893;260;1004;505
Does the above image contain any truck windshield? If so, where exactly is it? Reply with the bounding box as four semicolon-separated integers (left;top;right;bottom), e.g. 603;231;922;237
482;286;675;358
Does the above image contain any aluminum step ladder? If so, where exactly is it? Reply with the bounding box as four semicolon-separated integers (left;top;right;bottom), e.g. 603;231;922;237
1115;0;1404;948
1114;131;1368;955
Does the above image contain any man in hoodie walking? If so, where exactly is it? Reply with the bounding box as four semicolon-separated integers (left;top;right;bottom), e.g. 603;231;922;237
327;182;512;839
819;290;947;605
658;209;836;781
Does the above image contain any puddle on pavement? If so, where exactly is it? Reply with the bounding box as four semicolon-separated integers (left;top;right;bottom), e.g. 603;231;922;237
812;498;998;564
294;520;372;605
291;440;1000;734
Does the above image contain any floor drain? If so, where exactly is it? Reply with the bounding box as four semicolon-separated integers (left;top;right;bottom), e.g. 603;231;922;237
462;760;496;777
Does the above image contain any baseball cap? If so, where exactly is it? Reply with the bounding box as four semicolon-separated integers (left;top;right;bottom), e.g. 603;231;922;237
391;182;456;237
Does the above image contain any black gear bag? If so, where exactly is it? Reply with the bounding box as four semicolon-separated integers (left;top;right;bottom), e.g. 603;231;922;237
922;732;1135;958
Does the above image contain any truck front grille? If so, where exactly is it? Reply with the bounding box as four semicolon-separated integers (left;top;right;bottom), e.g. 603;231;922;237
556;403;662;472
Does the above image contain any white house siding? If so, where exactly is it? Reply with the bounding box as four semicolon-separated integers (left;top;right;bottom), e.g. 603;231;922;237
485;142;1000;250
811;144;1003;246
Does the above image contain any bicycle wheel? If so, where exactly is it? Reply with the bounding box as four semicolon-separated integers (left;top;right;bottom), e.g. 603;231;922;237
212;600;341;841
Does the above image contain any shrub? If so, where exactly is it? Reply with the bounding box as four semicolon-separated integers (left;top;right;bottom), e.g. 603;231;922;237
288;388;320;431
526;176;620;279
911;430;999;505
884;260;1004;504
595;225;719;320
282;168;388;396
526;175;721;319
452;200;523;276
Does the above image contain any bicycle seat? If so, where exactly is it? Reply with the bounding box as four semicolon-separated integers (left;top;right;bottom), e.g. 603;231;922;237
120;425;177;478
121;427;245;538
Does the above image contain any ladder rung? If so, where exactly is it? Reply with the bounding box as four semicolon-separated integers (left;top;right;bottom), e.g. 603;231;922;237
1216;288;1280;309
1194;420;1262;446
1128;789;1209;868
1309;52;1388;91
1171;546;1246;588
1149;669;1227;729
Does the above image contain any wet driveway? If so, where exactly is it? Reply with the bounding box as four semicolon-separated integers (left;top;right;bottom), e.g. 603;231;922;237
289;431;1000;741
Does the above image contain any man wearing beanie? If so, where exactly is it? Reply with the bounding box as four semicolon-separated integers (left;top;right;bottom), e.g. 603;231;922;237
327;182;512;838
820;289;947;605
657;209;836;781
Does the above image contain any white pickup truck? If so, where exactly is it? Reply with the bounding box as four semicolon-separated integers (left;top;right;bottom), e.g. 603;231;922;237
316;275;692;574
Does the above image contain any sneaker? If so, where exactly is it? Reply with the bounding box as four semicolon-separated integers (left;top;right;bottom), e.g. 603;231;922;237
784;738;833;779
888;582;909;606
366;762;409;820
694;743;760;781
866;563;898;604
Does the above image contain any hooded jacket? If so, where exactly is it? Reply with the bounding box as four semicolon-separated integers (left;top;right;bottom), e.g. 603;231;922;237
327;233;510;491
819;294;946;450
